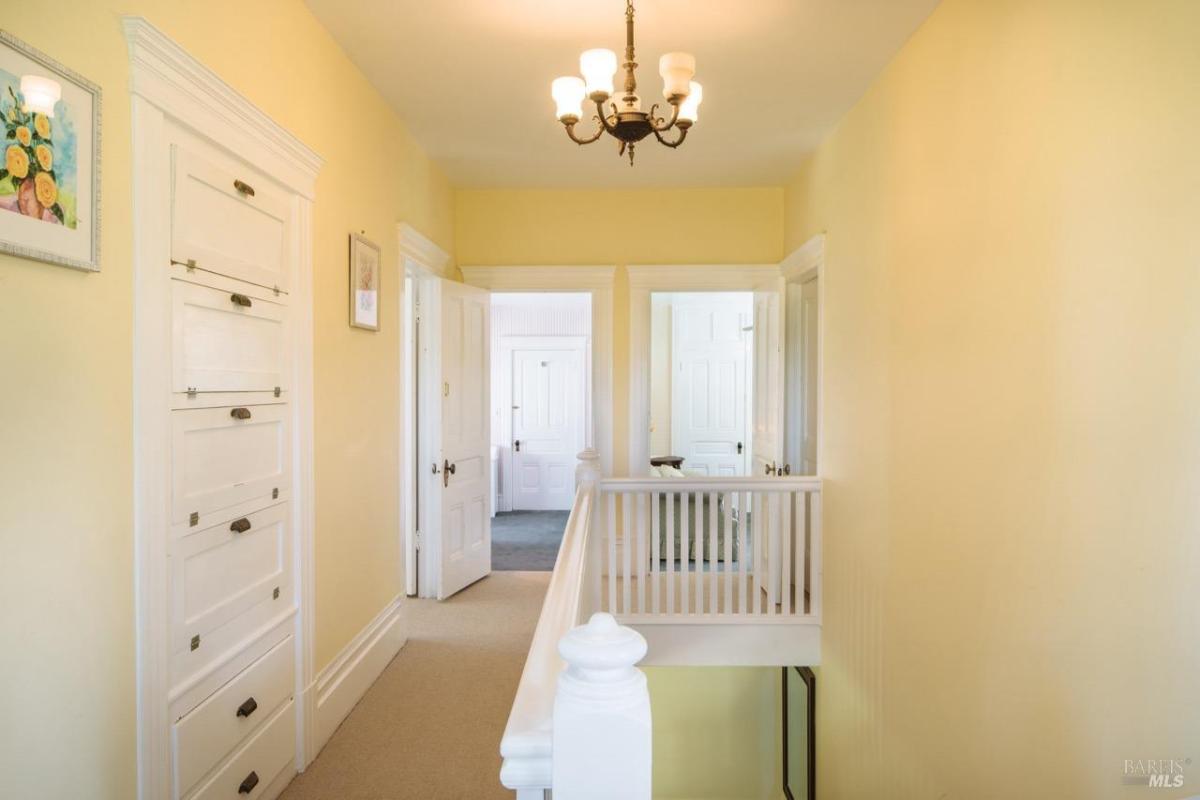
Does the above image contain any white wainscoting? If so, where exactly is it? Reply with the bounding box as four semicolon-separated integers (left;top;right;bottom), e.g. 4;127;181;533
312;597;407;754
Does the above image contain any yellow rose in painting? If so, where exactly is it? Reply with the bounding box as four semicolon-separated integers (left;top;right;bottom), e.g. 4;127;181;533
34;171;57;207
5;144;29;179
34;114;50;139
15;126;31;146
35;144;53;171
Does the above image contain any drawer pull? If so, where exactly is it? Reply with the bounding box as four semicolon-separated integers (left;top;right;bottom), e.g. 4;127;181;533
236;696;258;718
230;292;253;308
230;517;252;534
238;770;259;794
233;179;257;197
230;407;252;420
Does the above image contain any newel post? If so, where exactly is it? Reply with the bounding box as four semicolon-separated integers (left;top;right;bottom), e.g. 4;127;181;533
576;447;602;486
552;612;651;799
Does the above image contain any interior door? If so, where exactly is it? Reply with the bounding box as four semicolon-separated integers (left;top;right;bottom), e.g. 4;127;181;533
436;279;492;599
751;277;785;477
511;346;585;510
670;298;751;476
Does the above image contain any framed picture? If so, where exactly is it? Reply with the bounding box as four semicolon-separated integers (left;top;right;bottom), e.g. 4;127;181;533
0;30;101;271
349;233;381;330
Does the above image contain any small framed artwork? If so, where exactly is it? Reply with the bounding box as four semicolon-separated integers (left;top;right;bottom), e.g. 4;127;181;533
0;30;101;271
349;233;381;331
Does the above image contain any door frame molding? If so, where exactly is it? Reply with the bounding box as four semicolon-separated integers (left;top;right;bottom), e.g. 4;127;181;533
499;334;590;511
780;234;825;476
460;266;615;479
126;17;322;798
627;265;780;475
398;224;451;598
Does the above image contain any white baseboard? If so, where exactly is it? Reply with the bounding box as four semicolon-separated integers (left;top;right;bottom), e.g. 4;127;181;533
311;596;406;756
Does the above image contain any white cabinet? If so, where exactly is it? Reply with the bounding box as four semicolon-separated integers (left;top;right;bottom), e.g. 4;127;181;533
171;279;288;395
171;145;293;293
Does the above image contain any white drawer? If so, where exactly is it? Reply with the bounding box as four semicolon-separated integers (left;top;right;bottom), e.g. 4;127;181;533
174;637;294;797
172;144;292;293
172;279;288;395
184;698;295;800
171;504;291;657
172;405;290;526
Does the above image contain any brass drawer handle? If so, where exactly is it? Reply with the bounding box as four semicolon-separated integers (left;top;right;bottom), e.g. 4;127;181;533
238;770;259;794
230;517;251;534
230;293;252;308
236;696;258;718
233;179;256;197
230;407;252;420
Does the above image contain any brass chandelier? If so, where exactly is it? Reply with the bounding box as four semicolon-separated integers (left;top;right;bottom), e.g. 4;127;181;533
551;0;703;166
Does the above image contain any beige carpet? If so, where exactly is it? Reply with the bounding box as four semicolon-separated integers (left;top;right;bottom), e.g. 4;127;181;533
280;571;550;800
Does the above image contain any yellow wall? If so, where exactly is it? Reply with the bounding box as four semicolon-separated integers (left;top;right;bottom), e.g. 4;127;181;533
455;187;784;474
647;667;782;800
783;0;1200;796
0;2;452;796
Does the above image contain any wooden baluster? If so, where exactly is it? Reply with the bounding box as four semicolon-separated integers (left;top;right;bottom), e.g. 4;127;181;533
666;491;675;615
692;491;703;615
722;491;733;615
651;490;660;615
680;491;691;615
622;494;632;614
796;490;807;615
708;491;718;613
739;490;749;615
607;491;617;614
751;491;763;615
781;489;792;616
811;490;822;619
637;492;647;615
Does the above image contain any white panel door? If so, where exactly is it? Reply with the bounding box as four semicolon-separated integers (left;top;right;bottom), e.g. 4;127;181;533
670;299;750;476
512;346;585;510
438;280;492;599
752;278;785;478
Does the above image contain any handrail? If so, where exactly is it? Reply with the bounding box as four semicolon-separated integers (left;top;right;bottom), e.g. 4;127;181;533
601;475;822;493
499;466;598;795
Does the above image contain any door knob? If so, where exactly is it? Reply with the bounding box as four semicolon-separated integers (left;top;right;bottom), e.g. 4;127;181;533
443;459;456;488
781;463;792;476
514;440;521;452
765;462;777;476
737;441;743;454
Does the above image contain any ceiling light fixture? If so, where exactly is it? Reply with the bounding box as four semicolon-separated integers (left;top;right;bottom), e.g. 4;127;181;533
552;0;702;166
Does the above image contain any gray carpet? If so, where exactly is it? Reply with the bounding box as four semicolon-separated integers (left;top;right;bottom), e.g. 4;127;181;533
492;510;569;571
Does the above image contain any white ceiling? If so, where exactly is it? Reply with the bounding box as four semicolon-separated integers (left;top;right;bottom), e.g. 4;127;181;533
305;0;939;188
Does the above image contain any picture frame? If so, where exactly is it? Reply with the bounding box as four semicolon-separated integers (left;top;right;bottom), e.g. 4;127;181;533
349;232;381;330
0;30;101;272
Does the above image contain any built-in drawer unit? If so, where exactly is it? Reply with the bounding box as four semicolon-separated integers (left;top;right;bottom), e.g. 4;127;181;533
171;404;290;526
184;698;295;800
171;279;288;395
171;145;292;293
171;504;291;659
173;636;294;797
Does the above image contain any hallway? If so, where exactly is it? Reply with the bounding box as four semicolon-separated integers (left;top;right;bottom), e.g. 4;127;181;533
280;572;550;799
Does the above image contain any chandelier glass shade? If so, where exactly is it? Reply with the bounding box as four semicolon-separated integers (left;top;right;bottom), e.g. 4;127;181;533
551;0;702;165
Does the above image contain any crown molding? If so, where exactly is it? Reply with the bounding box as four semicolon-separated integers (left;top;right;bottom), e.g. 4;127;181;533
122;16;323;198
460;265;615;291
397;223;451;273
626;264;780;290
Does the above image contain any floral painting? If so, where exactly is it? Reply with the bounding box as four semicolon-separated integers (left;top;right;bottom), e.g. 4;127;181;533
1;77;75;227
0;31;100;271
350;233;381;330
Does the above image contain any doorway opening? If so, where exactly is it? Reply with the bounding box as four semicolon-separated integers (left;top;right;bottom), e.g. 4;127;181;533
649;292;754;477
490;292;592;570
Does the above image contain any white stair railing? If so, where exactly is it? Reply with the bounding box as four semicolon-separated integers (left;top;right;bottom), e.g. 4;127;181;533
591;476;822;622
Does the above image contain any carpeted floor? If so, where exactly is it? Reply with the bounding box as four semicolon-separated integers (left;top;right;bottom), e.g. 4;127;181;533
279;571;551;800
491;510;570;571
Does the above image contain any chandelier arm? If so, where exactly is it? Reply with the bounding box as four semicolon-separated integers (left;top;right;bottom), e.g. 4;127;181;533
648;102;681;132
652;125;689;149
595;99;621;135
564;116;606;146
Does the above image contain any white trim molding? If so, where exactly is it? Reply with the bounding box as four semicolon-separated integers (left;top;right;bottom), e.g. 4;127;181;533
461;266;616;478
626;264;781;474
780;232;825;282
126;18;322;799
313;597;407;755
398;222;452;276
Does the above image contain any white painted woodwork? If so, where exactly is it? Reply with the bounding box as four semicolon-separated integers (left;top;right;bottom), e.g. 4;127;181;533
668;294;752;476
437;279;492;599
552;614;651;800
171;143;292;292
751;277;786;479
170;504;292;662
512;346;586;510
171;279;288;395
171;404;291;526
172;636;294;795
185;700;295;800
799;276;819;476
